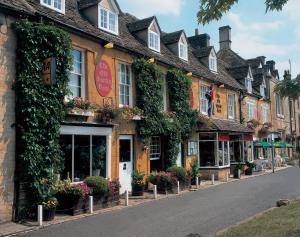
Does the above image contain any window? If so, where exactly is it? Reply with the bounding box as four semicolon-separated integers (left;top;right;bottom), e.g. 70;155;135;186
209;51;217;72
245;78;252;94
262;106;268;124
188;141;198;156
69;49;85;98
118;64;132;107
162;77;167;111
179;36;188;61
247;101;255;120
59;135;107;182
150;136;161;160
148;31;160;52
200;86;209;114
276;94;284;117
260;85;265;97
99;6;118;34
228;94;235;119
41;0;65;13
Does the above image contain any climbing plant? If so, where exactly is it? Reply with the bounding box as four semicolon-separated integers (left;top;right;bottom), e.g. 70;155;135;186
14;20;72;208
132;59;198;167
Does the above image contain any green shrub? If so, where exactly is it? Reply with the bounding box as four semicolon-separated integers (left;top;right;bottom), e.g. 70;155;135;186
132;170;145;185
190;159;200;179
84;176;109;196
167;166;187;182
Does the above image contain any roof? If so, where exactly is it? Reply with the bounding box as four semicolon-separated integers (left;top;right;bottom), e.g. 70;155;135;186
0;0;35;14
162;30;184;45
217;48;247;68
4;0;243;91
197;117;254;133
193;46;213;58
227;65;250;81
127;16;157;33
78;0;122;12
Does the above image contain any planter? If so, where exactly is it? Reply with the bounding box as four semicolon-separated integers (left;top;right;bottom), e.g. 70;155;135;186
66;109;94;117
245;168;253;176
43;208;56;221
93;194;120;211
132;184;144;196
191;177;201;186
92;169;101;176
55;193;88;216
233;169;241;179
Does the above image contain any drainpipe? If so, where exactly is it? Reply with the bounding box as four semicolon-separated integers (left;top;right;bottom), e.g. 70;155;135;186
239;92;244;124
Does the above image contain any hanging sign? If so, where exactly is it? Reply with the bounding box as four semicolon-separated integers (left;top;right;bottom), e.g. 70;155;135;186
95;60;112;97
42;57;56;85
189;89;194;108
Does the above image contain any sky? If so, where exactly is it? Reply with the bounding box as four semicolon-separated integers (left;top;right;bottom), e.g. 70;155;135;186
117;0;300;79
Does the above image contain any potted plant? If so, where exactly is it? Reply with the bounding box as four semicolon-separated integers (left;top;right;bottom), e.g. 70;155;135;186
65;97;96;117
189;159;200;186
245;161;256;175
121;106;144;121
233;163;244;179
41;197;58;221
131;170;145;196
98;103;117;123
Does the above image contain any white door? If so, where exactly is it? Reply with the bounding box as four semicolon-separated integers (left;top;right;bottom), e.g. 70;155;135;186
119;135;133;194
176;143;182;167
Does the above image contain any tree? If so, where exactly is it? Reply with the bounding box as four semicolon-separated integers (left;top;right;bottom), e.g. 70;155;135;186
274;71;300;101
198;0;289;25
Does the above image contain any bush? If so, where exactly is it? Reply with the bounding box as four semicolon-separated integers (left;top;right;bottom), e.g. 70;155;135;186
54;180;92;200
148;171;176;187
84;176;109;196
167;166;187;182
190;159;200;179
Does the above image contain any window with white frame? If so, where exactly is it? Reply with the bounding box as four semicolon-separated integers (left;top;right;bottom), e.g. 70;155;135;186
41;0;65;13
209;51;217;72
228;94;235;119
275;94;284;117
200;86;209;114
99;6;118;34
179;36;188;61
150;136;161;160
245;78;252;94
118;64;132;107
247;101;255;120
69;49;85;98
262;106;268;124
188;141;198;156
260;84;265;97
149;31;160;52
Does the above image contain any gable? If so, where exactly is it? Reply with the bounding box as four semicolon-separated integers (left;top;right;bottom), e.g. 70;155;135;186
247;67;253;80
209;48;216;58
179;33;187;45
99;0;119;13
149;20;160;34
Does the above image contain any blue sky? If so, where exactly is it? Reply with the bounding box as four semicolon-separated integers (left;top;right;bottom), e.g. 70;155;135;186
118;0;300;79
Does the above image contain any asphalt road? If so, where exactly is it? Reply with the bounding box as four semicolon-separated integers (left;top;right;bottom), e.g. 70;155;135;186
22;167;300;237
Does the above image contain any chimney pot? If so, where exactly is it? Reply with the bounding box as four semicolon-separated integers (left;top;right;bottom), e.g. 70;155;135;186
195;28;199;36
219;25;232;50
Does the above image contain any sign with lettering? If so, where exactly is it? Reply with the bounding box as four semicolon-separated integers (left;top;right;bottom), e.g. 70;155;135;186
189;89;194;108
215;93;222;113
95;60;112;97
42;57;56;85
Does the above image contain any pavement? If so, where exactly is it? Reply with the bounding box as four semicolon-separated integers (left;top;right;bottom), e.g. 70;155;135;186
11;166;300;237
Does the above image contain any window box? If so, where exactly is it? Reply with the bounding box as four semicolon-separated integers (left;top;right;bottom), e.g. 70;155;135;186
120;106;144;121
66;109;95;117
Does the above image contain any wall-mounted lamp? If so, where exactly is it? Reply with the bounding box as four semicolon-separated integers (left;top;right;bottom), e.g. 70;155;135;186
259;97;264;101
243;96;249;100
218;84;225;88
104;42;114;49
148;58;155;63
186;72;193;77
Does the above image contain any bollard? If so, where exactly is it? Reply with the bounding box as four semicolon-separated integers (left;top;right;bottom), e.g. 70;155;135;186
89;196;93;214
226;172;229;182
154;185;158;199
38;205;43;226
196;177;199;189
177;181;180;194
211;173;215;185
238;169;241;179
125;190;129;206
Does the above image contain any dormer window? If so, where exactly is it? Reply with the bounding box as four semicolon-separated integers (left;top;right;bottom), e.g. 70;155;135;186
245;78;252;94
98;1;119;35
179;35;188;61
41;0;65;13
148;21;160;52
260;85;265;97
209;50;217;72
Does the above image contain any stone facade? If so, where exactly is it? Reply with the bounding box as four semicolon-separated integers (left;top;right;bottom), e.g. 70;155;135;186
0;12;16;223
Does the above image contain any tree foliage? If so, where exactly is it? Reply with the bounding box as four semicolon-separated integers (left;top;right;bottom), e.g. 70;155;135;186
198;0;289;25
14;20;72;208
274;71;300;100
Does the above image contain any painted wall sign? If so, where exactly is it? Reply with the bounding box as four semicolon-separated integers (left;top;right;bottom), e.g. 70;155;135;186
215;93;222;113
95;60;112;97
42;57;56;85
189;89;194;108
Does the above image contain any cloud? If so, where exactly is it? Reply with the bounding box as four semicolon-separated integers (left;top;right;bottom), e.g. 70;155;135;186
283;0;300;20
276;60;300;78
117;0;185;18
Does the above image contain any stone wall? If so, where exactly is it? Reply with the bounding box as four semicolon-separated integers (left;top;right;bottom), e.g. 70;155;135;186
0;12;16;223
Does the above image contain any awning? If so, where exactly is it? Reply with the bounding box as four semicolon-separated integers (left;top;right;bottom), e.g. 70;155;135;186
254;141;272;148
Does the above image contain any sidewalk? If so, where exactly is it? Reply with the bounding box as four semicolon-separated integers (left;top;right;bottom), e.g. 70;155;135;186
0;166;291;237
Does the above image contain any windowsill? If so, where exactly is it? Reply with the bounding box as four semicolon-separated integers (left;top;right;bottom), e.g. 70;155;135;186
119;104;132;108
99;26;119;36
228;116;235;120
199;165;230;169
150;158;160;161
200;112;208;116
277;114;284;119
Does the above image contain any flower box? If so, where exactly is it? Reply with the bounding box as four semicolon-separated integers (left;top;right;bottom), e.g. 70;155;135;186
93;194;120;211
66;109;94;117
132;115;142;121
132;184;145;196
55;193;89;216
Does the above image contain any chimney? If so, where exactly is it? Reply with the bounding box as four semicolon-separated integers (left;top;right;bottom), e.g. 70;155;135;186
188;33;210;49
257;56;266;65
219;25;231;50
266;60;275;71
195;28;199;36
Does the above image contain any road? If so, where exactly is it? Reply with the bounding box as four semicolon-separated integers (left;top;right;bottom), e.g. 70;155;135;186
22;167;300;237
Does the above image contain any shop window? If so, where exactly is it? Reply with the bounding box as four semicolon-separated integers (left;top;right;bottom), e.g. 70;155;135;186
41;0;65;13
118;64;132;107
228;94;235;119
150;136;161;160
188;141;198;156
59;135;106;182
69;49;85;98
200;86;209;114
99;6;118;34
